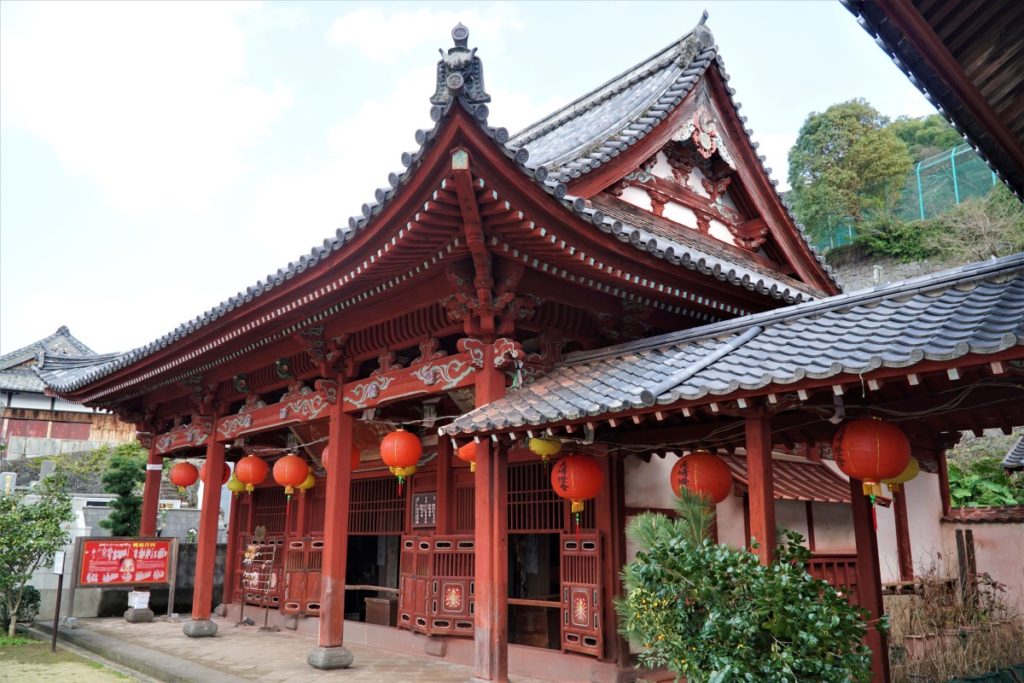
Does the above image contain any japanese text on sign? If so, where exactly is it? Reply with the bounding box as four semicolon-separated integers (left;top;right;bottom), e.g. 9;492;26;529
412;492;437;528
78;539;174;587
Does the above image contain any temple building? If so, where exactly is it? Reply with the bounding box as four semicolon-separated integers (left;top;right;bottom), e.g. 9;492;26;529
37;18;1024;683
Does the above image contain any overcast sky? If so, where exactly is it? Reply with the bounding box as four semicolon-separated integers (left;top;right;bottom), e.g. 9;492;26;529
0;1;936;356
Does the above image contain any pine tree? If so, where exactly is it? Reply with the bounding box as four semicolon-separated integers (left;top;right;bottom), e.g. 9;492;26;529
99;443;147;537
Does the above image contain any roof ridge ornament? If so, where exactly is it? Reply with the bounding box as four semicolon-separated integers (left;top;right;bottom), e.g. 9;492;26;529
677;13;715;67
430;23;491;116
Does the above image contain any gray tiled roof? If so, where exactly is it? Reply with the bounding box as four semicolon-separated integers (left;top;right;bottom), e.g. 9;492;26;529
443;253;1024;436
507;20;838;290
0;326;97;394
38;19;833;399
1004;437;1024;471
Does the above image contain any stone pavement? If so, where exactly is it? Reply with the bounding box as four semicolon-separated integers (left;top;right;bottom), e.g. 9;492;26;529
48;616;551;682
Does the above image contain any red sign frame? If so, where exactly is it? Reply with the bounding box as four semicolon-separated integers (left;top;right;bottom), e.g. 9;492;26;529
76;537;177;588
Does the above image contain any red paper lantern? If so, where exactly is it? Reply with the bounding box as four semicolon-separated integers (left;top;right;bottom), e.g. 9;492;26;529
550;454;603;518
235;455;269;493
321;444;361;471
380;429;422;492
169;462;199;490
200;461;230;486
833;418;911;499
457;442;477;473
273;454;310;498
670;450;733;504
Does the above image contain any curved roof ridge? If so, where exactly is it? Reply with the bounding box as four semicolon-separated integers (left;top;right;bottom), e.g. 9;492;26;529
563;252;1024;366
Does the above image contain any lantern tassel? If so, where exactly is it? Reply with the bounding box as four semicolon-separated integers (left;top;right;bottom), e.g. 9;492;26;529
470;462;476;473
397;476;404;497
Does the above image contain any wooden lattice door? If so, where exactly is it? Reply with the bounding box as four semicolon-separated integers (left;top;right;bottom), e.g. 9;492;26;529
398;534;475;637
560;532;602;656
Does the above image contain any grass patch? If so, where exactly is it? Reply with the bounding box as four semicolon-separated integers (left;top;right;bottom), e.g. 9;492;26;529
0;635;37;647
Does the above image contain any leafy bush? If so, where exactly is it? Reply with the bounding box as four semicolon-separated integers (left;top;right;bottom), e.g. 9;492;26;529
0;585;40;625
948;457;1024;508
855;215;940;262
617;490;874;682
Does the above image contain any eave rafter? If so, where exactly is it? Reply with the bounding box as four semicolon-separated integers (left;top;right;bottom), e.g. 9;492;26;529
471;176;759;324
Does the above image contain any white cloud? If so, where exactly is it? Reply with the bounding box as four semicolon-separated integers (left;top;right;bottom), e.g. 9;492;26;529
327;3;525;63
0;1;292;215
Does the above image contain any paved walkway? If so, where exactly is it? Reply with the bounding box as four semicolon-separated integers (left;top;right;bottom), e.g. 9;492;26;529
51;616;549;682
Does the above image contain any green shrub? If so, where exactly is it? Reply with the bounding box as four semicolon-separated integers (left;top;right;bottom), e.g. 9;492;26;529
617;490;874;682
0;585;40;625
856;215;939;262
948;457;1024;508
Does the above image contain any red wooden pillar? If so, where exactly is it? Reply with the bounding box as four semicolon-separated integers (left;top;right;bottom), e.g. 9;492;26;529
139;444;162;537
850;478;891;683
183;437;225;637
892;487;914;582
307;387;354;669
472;346;508;683
745;413;775;565
436;436;453;534
937;449;952;516
222;485;241;605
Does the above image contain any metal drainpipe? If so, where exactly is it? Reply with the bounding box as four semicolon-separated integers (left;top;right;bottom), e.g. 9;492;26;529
950;146;961;205
915;161;925;220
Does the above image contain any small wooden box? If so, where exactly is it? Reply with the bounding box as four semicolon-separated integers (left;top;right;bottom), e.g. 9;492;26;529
365;597;398;627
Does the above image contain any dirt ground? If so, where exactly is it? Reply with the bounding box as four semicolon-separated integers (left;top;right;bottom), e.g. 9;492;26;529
0;635;131;682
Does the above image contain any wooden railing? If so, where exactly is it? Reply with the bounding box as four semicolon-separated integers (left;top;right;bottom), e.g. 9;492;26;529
807;553;859;605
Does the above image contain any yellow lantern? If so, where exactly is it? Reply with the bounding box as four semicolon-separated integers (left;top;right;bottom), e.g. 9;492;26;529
528;437;561;463
883;457;920;493
297;473;316;492
226;473;246;498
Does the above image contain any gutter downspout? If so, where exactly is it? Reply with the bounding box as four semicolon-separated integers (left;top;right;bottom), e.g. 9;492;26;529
634;325;763;407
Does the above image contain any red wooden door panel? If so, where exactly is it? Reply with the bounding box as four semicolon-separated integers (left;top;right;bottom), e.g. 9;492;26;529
560;532;602;656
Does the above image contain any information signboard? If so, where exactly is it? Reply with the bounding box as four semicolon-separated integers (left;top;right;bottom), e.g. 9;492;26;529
412;492;437;528
76;538;176;588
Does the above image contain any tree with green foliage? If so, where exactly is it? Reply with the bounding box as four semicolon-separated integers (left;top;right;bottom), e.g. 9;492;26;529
788;99;913;240
0;471;74;637
99;442;147;537
887;114;963;161
617;489;874;682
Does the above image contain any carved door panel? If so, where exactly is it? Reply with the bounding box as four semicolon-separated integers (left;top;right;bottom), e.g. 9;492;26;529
282;536;324;615
398;534;475;636
427;535;475;637
560;532;602;656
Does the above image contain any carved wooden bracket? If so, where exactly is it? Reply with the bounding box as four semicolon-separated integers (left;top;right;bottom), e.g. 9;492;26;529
295;326;350;377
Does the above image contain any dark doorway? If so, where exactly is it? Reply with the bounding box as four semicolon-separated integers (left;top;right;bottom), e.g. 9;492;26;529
508;533;561;649
345;535;401;623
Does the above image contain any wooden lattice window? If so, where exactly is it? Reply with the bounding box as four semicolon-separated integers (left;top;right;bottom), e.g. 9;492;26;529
252;487;287;534
350;477;405;534
509;462;567;533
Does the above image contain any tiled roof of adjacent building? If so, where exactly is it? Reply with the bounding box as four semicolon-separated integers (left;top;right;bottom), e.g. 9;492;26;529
444;253;1024;435
943;506;1024;524
1003;437;1024;471
0;326;96;394
37;19;837;399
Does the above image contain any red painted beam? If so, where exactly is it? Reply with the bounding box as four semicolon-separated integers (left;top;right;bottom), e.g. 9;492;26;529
317;389;354;648
189;438;225;624
849;478;892;682
892;487;914;582
745;413;775;565
472;342;509;683
139;444;162;537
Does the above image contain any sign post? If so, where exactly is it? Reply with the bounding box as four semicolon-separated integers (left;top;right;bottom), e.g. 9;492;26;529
74;537;177;624
51;550;66;653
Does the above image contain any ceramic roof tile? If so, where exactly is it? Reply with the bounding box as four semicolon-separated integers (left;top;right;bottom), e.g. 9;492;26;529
444;254;1024;435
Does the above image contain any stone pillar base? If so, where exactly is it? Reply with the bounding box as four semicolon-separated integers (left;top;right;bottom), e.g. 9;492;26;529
307;645;354;669
124;608;154;623
182;619;218;638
